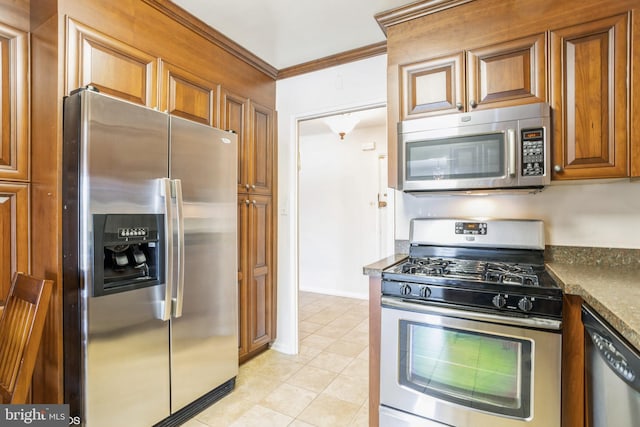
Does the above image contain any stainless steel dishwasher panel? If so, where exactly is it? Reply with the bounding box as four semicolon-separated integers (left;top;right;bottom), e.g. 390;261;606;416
583;305;640;427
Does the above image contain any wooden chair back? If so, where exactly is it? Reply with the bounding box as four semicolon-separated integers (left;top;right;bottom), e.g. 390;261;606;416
0;272;53;403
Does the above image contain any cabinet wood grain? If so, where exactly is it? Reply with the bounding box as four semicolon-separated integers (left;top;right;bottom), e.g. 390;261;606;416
0;22;28;181
238;194;275;362
467;33;546;110
222;89;249;192
229;94;276;362
369;277;382;427
248;101;274;195
400;52;464;119
237;197;249;358
562;294;585;427
550;14;629;179
66;18;158;107
0;183;28;302
159;60;219;126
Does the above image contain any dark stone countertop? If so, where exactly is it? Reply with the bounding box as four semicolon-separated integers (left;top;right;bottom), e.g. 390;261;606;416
546;261;640;350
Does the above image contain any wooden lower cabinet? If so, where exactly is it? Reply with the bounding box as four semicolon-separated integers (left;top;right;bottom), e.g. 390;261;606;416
368;276;382;427
562;294;586;427
238;194;275;363
0;183;29;302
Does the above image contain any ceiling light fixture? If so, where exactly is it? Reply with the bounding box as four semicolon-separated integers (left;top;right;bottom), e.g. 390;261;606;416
323;113;360;140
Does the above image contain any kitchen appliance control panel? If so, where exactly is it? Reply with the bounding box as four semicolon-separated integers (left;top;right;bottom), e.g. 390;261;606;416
521;128;545;176
118;227;150;239
455;222;487;235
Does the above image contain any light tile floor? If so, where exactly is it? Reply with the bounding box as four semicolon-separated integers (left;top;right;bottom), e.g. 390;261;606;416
183;291;370;427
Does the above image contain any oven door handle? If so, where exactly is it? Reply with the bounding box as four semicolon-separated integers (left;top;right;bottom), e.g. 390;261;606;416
381;296;562;331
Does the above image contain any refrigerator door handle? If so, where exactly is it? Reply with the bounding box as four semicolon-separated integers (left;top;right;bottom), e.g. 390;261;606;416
172;179;185;318
159;178;174;321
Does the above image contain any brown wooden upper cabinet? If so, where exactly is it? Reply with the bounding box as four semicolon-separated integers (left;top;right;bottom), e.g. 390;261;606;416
0;22;29;182
400;33;546;120
221;89;249;193
159;60;219;127
248;101;274;195
66;19;157;107
550;14;629;180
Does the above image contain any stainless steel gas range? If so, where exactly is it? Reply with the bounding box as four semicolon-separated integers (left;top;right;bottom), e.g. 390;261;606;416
380;218;562;427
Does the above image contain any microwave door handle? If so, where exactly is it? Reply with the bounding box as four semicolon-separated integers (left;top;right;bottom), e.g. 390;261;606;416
508;129;516;177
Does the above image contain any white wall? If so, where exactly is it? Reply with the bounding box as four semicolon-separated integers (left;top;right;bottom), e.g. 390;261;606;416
299;125;389;299
396;179;640;249
275;55;388;354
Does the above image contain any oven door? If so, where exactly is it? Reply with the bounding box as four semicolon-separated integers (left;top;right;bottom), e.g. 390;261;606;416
380;296;561;427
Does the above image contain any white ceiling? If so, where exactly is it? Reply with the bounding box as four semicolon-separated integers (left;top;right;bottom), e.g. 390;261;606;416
171;0;416;70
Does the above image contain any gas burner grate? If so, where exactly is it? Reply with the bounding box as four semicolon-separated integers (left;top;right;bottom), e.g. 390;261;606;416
396;257;541;287
483;262;540;286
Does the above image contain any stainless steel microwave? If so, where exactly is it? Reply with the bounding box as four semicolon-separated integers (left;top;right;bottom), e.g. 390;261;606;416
398;103;551;194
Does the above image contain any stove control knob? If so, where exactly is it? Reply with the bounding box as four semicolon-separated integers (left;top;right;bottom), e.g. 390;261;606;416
518;297;534;312
400;284;412;296
419;286;431;298
492;294;507;308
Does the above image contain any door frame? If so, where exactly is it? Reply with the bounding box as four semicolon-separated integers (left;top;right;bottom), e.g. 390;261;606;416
286;101;387;355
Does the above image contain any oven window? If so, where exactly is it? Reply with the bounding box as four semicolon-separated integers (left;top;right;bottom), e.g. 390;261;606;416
399;320;532;419
406;133;505;181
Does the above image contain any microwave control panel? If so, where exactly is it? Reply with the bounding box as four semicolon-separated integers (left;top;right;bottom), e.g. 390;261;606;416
521;128;545;176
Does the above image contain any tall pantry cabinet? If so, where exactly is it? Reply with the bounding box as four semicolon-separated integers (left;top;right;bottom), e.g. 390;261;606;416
222;90;276;363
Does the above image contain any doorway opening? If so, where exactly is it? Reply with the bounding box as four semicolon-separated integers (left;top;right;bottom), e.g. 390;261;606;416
297;105;394;301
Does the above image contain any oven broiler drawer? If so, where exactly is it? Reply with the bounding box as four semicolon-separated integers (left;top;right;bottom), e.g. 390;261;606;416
382;279;562;319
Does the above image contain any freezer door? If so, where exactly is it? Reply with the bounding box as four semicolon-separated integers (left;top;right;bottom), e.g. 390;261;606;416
74;91;172;426
169;116;238;411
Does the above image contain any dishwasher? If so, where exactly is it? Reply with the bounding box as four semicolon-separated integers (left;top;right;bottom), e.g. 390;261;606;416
582;304;640;427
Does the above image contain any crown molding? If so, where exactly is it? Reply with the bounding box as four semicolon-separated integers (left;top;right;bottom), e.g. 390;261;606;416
375;0;476;34
277;41;387;80
142;0;278;79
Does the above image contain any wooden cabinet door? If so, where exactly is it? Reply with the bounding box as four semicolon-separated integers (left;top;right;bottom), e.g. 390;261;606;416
467;33;546;110
66;19;157;107
221;89;249;193
400;52;465;120
0;23;28;181
248;101;274;195
0;183;28;302
247;195;274;352
550;14;629;179
159;60;219;126
237;197;249;358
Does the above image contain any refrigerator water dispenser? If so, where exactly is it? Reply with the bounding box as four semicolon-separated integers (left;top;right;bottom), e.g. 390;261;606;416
92;213;164;296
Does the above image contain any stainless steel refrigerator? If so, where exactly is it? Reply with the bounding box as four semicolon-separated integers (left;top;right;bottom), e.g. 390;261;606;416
62;88;238;427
